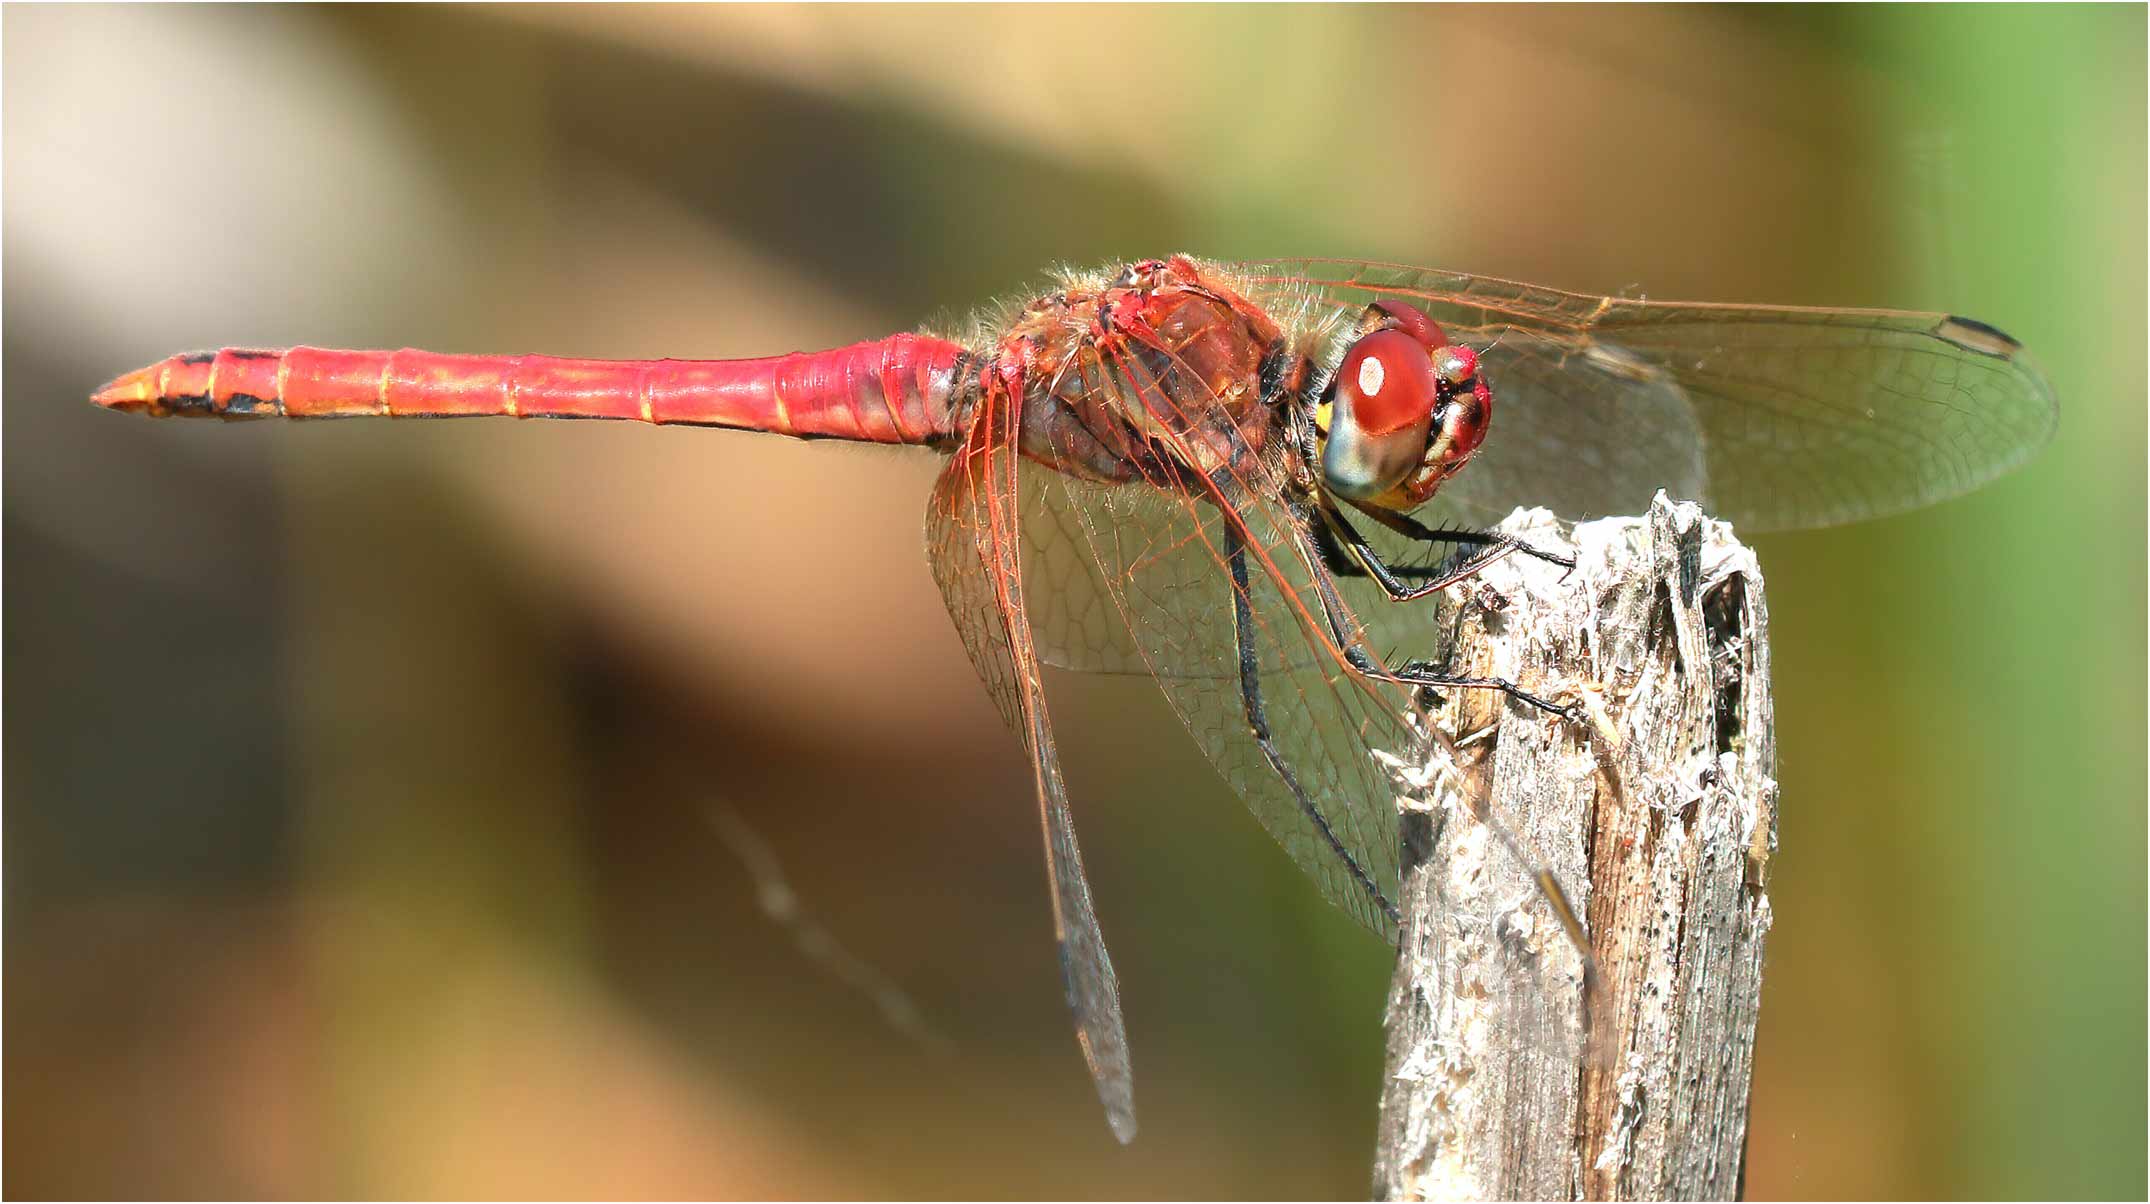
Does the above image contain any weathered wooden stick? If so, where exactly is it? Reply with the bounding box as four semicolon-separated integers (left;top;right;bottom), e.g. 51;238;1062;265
1373;494;1778;1202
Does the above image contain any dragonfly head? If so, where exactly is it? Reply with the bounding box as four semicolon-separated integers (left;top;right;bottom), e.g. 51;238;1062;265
1317;302;1492;508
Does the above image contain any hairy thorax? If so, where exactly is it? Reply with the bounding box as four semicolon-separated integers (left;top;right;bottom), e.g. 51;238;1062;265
972;257;1304;489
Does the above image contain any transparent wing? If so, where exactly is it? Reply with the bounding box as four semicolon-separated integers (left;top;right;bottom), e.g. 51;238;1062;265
1232;258;2059;533
924;392;1136;1144
1020;447;1582;1052
1022;458;1406;940
1023;463;1350;677
1011;322;1436;940
1021;472;1155;678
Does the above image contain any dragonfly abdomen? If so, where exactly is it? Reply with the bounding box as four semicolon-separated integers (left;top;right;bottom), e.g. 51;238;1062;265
91;336;971;445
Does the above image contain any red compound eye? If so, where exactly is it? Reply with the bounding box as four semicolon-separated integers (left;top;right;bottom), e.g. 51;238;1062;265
1448;379;1493;460
1363;300;1449;351
1435;344;1478;386
1337;329;1439;436
1325;328;1440;501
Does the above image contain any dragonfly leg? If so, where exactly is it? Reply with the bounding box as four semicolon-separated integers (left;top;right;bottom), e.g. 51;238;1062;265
1224;523;1402;930
1306;518;1367;579
1290;515;1586;723
1311;509;1565;586
1351;648;1581;721
1350;503;1575;572
1322;503;1565;603
1308;517;1453;581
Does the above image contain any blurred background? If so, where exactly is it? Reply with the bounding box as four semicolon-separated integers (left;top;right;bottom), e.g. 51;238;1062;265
5;5;2142;1198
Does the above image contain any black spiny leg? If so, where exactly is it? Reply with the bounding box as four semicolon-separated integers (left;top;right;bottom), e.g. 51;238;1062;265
1323;502;1575;604
1287;506;1583;722
1326;506;1584;707
1350;502;1574;573
1313;510;1564;586
1224;521;1401;931
1307;517;1367;580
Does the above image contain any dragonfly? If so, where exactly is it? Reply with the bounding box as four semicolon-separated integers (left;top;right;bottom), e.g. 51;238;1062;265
91;255;2057;1142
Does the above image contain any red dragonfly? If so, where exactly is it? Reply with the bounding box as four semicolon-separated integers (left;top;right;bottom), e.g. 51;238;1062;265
92;256;2056;1141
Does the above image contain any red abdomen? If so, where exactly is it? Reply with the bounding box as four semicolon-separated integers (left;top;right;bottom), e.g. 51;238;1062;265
91;335;973;446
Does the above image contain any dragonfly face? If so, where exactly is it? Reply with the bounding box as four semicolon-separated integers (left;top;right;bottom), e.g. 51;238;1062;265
1316;301;1495;513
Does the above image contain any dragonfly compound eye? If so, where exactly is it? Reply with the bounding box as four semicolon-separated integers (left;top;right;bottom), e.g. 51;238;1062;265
1359;300;1449;351
1369;343;1495;508
1423;352;1493;482
1321;328;1439;502
1435;344;1478;386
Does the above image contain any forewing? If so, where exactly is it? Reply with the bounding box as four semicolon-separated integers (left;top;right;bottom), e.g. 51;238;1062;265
1232;258;2058;532
923;395;1136;1143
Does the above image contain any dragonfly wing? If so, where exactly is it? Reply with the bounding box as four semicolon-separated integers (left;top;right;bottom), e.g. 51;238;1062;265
924;391;1136;1144
1009;313;1419;940
1021;459;1408;940
1232;258;2058;532
1022;472;1155;676
1581;302;2057;530
1023;463;1329;677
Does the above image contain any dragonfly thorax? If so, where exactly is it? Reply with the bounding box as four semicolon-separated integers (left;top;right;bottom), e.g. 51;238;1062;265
987;257;1294;491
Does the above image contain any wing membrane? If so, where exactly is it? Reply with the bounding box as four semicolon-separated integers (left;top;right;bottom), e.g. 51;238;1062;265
924;392;1136;1143
1022;458;1406;938
1232;258;2058;532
